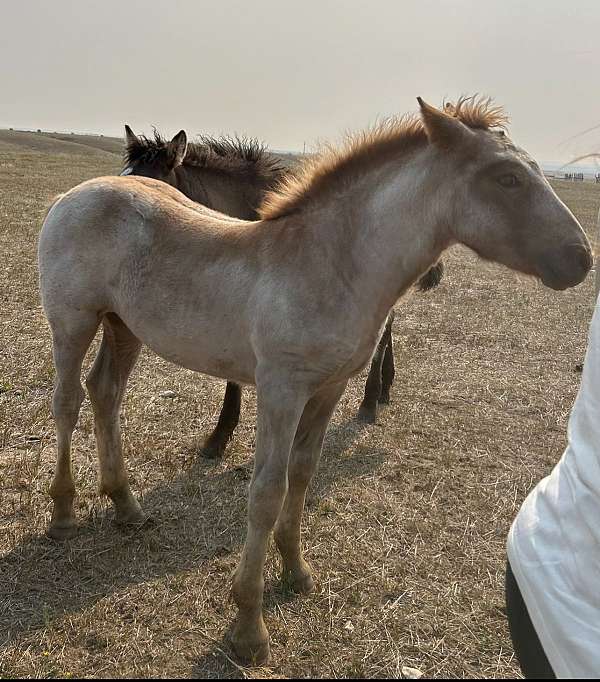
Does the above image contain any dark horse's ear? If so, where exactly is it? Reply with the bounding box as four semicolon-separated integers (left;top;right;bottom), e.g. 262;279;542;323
124;124;139;148
417;97;473;150
166;130;188;169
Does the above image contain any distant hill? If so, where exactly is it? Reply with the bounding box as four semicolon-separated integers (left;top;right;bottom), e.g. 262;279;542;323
42;132;124;154
0;129;123;157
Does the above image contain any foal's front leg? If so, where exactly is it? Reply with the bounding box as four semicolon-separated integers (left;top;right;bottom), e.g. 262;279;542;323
230;377;307;665
274;381;347;594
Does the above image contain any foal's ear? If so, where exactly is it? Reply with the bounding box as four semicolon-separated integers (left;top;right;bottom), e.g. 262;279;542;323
166;130;188;169
417;97;473;150
124;124;139;148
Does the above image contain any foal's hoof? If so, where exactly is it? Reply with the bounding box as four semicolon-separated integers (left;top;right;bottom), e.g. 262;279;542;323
233;639;270;667
114;509;153;530
47;520;78;541
229;625;271;667
357;404;377;423
285;569;315;595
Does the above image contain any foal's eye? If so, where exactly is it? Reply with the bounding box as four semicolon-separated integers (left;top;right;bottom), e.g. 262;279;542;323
497;173;520;188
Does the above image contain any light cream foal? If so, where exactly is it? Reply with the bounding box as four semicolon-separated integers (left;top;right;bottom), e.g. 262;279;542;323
38;97;592;664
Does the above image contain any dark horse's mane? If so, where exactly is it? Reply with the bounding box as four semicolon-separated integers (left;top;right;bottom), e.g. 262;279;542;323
124;129;286;179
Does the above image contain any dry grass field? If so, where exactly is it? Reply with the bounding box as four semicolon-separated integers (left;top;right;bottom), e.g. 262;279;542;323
1;131;599;678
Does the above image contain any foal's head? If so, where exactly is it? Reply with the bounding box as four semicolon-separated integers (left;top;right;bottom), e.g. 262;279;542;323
419;98;592;290
121;125;188;185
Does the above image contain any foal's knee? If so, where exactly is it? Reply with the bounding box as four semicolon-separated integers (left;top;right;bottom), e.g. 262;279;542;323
248;471;288;529
52;382;85;429
86;363;109;401
287;442;319;490
86;365;122;417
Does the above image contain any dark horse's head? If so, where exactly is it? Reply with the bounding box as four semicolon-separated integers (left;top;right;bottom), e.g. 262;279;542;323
121;126;188;186
120;126;290;221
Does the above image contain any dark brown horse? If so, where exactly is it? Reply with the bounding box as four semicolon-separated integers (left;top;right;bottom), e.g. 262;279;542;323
121;126;443;457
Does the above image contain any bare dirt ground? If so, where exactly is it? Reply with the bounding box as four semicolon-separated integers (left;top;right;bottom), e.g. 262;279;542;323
1;134;599;678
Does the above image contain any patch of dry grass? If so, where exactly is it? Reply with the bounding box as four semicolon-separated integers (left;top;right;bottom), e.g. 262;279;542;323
0;138;599;679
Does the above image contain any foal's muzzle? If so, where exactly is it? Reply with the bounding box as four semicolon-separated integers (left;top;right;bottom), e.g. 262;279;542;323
539;243;593;290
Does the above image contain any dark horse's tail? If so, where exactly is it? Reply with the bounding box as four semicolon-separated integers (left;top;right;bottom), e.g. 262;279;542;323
415;260;444;292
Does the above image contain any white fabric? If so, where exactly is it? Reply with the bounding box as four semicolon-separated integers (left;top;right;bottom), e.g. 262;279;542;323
507;300;600;679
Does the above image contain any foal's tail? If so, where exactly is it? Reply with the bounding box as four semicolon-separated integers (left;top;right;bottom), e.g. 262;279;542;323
415;260;444;292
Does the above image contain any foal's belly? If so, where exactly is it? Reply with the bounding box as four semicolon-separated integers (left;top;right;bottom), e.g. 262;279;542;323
115;306;257;385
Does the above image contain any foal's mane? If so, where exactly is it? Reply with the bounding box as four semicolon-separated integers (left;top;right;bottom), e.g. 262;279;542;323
124;130;286;180
259;96;508;221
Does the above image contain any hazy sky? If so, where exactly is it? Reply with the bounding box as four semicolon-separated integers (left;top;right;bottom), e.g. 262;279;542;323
2;0;599;163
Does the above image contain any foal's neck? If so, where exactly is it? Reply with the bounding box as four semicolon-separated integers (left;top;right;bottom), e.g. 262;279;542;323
314;146;453;323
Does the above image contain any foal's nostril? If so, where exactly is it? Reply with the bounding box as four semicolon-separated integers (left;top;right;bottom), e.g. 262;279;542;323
575;245;594;273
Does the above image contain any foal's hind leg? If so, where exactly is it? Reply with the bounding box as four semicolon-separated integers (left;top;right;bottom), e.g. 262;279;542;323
200;381;242;459
48;312;100;540
86;313;145;526
274;381;347;594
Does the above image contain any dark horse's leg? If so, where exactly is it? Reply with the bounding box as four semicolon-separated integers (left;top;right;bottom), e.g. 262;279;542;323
357;262;443;422
379;323;395;404
416;260;444;291
358;314;393;423
200;381;242;459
